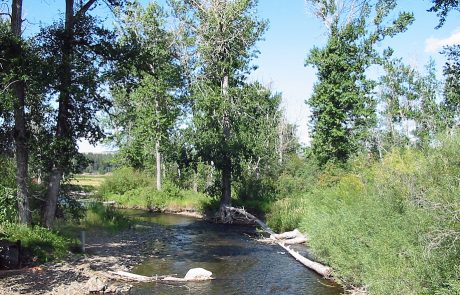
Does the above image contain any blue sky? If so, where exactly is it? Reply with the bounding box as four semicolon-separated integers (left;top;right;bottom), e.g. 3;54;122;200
19;0;460;150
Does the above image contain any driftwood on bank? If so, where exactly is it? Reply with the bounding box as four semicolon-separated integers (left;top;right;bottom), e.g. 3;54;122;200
223;206;332;278
107;268;213;283
258;231;308;245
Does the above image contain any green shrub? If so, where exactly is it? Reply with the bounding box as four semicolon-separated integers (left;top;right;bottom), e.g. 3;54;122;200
0;157;17;223
0;223;76;262
107;181;211;213
98;167;152;197
0;186;17;223
268;134;460;295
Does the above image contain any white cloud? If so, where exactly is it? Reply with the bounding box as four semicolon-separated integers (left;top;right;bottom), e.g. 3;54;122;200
425;28;460;53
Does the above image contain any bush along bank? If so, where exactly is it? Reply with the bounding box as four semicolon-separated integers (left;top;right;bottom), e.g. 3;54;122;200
97;167;213;214
0;223;78;266
267;134;460;295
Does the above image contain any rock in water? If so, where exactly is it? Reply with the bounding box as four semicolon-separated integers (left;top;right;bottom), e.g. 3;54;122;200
184;268;213;280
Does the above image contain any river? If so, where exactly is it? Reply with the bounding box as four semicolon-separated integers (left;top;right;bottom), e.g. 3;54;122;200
121;210;342;295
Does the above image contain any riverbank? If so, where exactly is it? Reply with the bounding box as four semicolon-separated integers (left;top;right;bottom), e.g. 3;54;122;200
0;211;343;295
0;215;177;294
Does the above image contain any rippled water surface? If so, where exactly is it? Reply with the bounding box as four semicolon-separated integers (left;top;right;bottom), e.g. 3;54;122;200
122;210;342;295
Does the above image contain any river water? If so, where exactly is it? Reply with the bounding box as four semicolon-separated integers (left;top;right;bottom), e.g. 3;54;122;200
122;210;342;295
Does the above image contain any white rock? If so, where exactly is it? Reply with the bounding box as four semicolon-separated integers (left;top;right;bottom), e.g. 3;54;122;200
183;268;213;280
85;276;106;293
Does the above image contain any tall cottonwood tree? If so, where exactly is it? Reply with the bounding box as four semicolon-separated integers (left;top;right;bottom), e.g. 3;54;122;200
306;0;414;165
443;45;460;126
428;0;460;126
171;0;267;214
0;0;31;224
378;51;418;148
110;1;183;191
378;54;443;149
42;0;123;227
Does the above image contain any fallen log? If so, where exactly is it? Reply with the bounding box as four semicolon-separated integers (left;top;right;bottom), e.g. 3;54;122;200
224;206;332;278
271;229;303;240
108;271;157;282
257;236;308;245
278;243;331;277
281;236;308;245
107;268;213;283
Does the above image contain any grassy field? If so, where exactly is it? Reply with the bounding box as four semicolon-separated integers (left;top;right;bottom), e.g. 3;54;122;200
69;174;109;191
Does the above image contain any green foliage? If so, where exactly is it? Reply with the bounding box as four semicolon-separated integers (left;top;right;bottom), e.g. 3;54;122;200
97;167;152;196
83;203;131;231
193;82;282;179
98;168;211;212
36;13;116;174
443;45;460;125
171;0;272;204
109;1;183;171
55;192;86;223
268;134;460;294
429;0;460;28
0;186;17;223
377;55;444;149
306;0;414;165
106;183;211;213
82;153;117;174
0;157;17;223
0;223;76;262
276;153;319;198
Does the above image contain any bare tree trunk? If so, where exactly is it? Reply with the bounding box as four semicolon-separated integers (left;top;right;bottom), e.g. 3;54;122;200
220;74;231;211
192;170;198;193
156;140;161;191
278;118;285;165
43;0;74;228
11;0;31;225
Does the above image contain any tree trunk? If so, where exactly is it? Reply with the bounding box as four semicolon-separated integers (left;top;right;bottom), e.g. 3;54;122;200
43;167;62;227
220;74;231;210
220;161;231;207
11;0;31;225
156;140;161;191
43;0;74;228
192;170;198;193
278;118;284;164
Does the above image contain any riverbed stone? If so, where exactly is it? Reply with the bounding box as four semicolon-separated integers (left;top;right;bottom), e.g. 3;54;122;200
184;268;213;280
86;276;107;293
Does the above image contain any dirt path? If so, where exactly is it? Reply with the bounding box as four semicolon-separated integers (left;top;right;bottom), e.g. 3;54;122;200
0;224;174;294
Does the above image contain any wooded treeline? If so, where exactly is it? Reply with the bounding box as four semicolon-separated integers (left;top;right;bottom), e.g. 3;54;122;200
1;0;299;226
0;0;459;230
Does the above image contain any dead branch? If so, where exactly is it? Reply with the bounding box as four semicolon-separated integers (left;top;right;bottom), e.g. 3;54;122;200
1;79;19;94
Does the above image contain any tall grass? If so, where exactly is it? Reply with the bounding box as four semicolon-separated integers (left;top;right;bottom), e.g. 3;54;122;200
268;134;460;295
